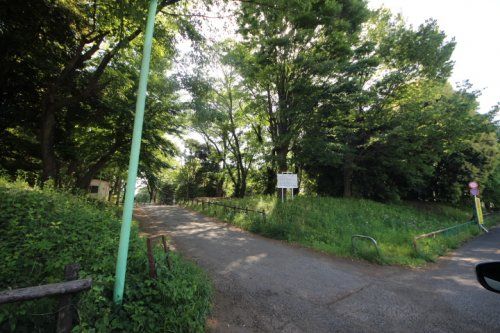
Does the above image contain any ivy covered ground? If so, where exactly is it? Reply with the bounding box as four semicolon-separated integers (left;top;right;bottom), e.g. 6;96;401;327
0;180;212;332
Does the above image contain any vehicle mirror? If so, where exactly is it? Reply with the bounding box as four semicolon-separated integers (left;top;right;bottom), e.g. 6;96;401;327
476;262;500;293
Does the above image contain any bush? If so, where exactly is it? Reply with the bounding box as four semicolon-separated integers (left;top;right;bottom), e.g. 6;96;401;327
0;180;212;332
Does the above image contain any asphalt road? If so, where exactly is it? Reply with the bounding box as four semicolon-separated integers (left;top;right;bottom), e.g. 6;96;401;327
135;205;500;333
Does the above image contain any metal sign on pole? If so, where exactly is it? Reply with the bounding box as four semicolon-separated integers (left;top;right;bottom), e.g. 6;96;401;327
276;172;298;203
113;0;158;305
468;181;479;196
469;181;488;233
474;196;485;225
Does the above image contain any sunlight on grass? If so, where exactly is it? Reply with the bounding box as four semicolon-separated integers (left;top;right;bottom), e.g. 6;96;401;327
184;196;499;267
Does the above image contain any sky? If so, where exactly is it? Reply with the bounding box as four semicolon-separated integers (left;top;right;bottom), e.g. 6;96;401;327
369;0;500;114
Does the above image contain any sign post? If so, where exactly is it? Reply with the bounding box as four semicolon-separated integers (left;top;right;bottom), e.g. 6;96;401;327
113;0;158;305
277;173;298;203
468;181;488;233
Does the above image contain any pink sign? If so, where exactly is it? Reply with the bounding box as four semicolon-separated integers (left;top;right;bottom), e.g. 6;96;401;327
468;181;478;189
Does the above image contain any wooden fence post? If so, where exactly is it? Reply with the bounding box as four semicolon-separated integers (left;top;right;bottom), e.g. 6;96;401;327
161;235;172;269
146;238;157;279
56;264;80;333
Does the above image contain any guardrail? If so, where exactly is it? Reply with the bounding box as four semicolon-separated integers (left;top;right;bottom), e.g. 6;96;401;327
0;263;92;333
412;220;476;252
181;198;266;221
351;234;382;258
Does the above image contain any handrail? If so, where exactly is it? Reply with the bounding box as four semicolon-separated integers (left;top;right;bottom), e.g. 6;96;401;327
183;198;267;220
207;201;265;216
0;279;92;305
412;220;475;252
0;263;92;333
351;234;382;257
413;212;498;252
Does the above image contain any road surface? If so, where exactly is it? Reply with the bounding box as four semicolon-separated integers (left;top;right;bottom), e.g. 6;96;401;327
135;205;500;333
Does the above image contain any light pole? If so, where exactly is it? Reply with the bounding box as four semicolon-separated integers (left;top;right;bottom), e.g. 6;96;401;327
113;0;158;304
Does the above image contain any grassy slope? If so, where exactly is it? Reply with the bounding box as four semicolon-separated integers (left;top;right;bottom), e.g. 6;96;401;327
185;196;499;266
0;180;212;332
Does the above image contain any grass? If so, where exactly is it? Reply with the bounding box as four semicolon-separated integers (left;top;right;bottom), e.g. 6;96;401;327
184;195;499;267
0;179;212;332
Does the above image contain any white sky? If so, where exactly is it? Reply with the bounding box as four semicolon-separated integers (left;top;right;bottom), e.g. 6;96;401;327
369;0;500;114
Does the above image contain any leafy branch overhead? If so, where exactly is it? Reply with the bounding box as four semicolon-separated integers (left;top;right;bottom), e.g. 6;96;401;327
0;0;498;205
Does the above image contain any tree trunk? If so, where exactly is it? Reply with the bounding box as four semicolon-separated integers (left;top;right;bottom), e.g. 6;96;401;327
240;178;247;198
293;165;301;196
216;178;224;197
276;145;289;199
41;100;58;182
343;153;354;197
148;189;155;203
233;178;247;198
276;143;289;172
232;180;241;198
264;166;275;195
75;140;123;189
121;185;126;204
108;186;113;202
115;178;122;206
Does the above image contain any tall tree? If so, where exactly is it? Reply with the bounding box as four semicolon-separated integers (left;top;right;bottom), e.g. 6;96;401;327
37;0;183;181
1;0;190;187
185;43;260;197
235;0;369;182
297;10;460;198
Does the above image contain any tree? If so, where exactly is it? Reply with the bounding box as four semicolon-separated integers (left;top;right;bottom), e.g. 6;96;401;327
1;0;189;188
297;10;461;199
36;0;184;181
185;43;261;197
235;0;370;189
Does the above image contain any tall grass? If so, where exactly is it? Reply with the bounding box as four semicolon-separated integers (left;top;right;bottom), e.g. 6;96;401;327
185;196;499;266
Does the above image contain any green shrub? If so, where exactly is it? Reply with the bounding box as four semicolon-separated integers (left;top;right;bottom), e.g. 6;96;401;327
0;180;212;332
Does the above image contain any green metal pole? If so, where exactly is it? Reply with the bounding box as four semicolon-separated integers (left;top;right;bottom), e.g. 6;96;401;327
113;0;158;304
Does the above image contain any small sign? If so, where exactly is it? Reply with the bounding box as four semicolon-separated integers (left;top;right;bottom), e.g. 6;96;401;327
470;188;479;196
277;173;298;189
474;197;484;225
468;181;478;189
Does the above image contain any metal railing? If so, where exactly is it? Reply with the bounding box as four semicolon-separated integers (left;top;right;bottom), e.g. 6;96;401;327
351;234;382;258
181;198;267;220
412;220;476;252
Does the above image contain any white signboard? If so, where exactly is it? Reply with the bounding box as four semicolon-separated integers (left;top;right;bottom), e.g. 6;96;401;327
277;173;298;189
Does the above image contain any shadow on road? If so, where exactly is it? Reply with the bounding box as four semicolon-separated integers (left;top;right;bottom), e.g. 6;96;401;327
135;205;500;333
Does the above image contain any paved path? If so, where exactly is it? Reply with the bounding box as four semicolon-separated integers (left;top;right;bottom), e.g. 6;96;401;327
135;205;500;333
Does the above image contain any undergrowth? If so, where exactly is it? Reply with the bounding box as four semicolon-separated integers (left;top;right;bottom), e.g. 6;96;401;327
0;180;212;332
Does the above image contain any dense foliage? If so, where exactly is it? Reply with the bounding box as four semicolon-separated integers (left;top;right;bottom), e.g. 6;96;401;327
0;0;188;193
0;1;498;204
184;196;499;266
178;2;499;205
0;180;212;332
